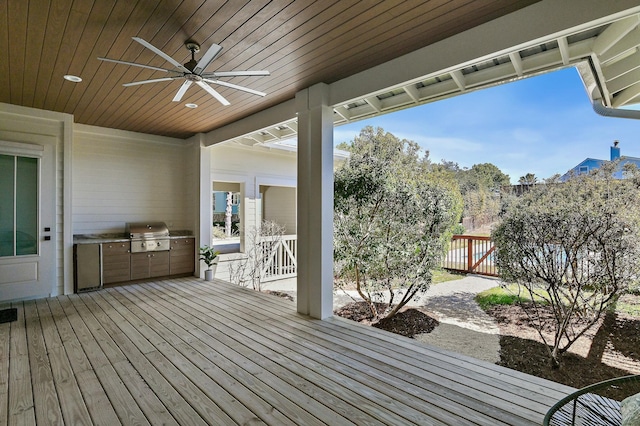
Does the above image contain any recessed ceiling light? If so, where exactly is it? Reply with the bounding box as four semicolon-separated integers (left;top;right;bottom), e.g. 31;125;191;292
185;103;198;108
63;75;82;83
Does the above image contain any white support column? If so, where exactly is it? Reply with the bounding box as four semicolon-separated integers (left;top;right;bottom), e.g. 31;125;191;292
198;137;212;277
296;83;334;319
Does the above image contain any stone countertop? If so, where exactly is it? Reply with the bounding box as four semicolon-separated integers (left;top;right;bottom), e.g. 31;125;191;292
74;231;194;244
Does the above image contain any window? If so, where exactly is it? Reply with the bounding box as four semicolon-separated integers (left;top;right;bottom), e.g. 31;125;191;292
579;166;588;174
0;154;38;257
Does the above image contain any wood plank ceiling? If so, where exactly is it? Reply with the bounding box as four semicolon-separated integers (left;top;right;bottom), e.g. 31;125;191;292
0;0;539;139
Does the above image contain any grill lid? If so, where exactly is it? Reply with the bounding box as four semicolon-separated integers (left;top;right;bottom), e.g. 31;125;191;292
125;222;170;239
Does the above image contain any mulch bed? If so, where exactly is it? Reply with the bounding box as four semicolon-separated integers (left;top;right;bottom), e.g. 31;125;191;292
333;297;640;392
264;290;295;302
334;301;439;337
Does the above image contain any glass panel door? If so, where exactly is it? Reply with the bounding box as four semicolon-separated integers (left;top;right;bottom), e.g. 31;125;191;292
0;154;38;257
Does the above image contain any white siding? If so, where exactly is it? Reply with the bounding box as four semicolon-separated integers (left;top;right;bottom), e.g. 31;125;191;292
73;125;195;234
209;143;296;241
262;186;296;233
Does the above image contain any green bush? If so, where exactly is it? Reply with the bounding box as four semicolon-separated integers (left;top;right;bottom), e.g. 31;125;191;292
451;223;465;235
475;286;526;310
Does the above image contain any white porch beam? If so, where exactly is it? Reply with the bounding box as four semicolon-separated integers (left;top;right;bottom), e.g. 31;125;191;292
558;37;571;65
603;50;640;81
509;52;524;76
592;14;639;56
613;81;640;107
333;106;351;121
403;84;420;103
203;99;296;146
591;53;612;106
450;70;466;90
365;96;382;112
607;67;640;94
296;83;334;320
600;27;640;63
284;121;298;132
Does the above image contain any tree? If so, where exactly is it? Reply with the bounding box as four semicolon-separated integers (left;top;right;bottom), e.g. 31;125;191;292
438;162;509;229
228;220;285;291
334;126;461;320
518;173;538;185
492;162;640;367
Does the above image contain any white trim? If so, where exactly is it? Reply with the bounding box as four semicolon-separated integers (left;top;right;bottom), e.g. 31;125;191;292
74;123;184;146
0;140;44;155
256;175;296;189
62;115;73;295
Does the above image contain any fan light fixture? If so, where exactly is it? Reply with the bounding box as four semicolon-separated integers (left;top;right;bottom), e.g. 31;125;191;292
185;103;198;108
98;37;270;105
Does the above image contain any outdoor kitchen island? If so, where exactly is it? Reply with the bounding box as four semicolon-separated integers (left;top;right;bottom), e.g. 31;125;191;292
73;223;195;292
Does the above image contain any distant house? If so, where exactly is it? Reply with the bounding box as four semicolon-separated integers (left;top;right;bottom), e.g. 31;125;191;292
561;141;640;181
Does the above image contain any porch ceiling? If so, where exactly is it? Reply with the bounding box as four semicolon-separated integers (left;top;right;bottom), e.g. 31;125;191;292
1;0;540;139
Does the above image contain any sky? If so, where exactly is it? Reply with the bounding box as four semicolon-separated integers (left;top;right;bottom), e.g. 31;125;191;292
333;67;640;184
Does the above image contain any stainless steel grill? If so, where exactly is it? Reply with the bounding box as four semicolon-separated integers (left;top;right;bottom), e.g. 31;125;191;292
125;222;170;253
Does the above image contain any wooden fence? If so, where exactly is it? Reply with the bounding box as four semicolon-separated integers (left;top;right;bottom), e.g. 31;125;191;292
442;235;497;276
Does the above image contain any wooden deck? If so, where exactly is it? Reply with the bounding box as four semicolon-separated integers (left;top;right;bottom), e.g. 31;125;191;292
0;277;575;425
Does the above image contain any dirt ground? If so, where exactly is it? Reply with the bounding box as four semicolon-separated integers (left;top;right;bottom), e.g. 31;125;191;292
333;295;640;391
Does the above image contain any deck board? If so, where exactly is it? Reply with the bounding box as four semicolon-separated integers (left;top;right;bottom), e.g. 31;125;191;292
2;277;574;425
160;279;550;425
147;280;490;425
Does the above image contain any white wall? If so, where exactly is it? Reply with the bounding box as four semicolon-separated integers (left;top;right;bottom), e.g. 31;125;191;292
73;125;195;235
262;186;296;234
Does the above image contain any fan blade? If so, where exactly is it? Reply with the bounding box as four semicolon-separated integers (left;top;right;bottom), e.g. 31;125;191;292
203;79;266;97
123;77;177;87
98;57;175;73
132;37;190;73
194;43;223;74
196;81;230;105
207;70;270;77
172;80;192;102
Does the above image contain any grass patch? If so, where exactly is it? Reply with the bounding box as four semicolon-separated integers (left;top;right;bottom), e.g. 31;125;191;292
431;269;465;285
616;294;640;317
475;286;530;310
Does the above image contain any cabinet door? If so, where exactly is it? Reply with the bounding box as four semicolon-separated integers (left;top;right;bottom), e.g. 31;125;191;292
102;242;131;284
150;251;170;277
130;252;150;280
131;251;171;280
170;238;195;275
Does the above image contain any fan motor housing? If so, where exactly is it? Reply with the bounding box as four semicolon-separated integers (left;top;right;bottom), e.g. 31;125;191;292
185;73;202;81
184;41;200;53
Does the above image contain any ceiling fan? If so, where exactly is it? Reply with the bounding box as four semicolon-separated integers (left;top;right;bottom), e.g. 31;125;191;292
98;37;270;105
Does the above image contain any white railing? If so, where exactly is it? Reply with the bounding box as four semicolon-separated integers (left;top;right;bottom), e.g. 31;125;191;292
260;234;297;281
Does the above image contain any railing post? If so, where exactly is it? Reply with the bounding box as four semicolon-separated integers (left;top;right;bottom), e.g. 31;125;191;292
467;238;473;272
